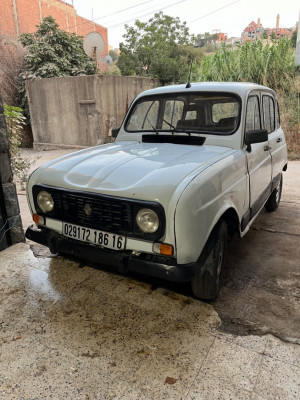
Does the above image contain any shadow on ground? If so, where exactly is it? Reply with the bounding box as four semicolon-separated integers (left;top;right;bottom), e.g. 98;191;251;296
32;203;300;345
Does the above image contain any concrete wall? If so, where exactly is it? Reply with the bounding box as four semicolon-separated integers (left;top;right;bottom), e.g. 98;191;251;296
27;75;161;150
0;95;25;251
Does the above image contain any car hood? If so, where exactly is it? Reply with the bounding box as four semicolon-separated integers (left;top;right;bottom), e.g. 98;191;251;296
29;141;234;204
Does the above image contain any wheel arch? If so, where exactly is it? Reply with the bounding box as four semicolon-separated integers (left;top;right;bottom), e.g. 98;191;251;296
219;207;240;239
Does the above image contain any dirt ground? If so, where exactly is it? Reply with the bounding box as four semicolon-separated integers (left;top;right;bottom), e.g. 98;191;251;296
18;150;300;344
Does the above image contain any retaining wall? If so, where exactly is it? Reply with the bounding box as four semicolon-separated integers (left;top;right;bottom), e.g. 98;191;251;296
27;75;160;150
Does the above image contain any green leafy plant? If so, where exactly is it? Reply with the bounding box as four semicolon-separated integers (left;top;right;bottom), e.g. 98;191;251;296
197;39;299;159
18;16;97;121
4;104;32;189
117;12;203;84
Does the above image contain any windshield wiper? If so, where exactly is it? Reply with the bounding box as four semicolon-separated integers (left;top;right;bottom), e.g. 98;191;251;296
163;118;191;136
146;118;160;135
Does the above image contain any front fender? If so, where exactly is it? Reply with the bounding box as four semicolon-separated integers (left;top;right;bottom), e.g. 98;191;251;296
174;151;248;264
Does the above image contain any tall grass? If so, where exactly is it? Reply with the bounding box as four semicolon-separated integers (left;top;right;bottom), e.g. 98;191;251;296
196;40;299;159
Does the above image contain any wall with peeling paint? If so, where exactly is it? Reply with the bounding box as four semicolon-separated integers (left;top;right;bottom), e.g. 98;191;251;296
27;75;160;150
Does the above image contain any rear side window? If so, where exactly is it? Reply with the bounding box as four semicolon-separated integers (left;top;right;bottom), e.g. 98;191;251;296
245;96;261;131
263;95;275;133
275;101;280;129
212;102;239;123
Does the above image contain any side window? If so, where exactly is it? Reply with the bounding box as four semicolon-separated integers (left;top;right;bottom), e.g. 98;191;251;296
275;101;280;129
263;95;275;133
245;96;261;132
212;102;239;123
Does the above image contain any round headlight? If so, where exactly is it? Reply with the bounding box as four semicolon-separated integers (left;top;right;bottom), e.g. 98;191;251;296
37;191;54;213
136;208;159;233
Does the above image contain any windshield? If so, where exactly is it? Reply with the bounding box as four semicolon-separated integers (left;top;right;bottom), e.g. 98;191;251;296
125;92;241;135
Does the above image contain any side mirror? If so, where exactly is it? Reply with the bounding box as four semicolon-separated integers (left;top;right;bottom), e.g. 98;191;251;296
111;127;120;139
245;129;268;152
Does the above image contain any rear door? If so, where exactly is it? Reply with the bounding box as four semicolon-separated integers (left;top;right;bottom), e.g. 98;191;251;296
245;93;272;217
262;94;286;182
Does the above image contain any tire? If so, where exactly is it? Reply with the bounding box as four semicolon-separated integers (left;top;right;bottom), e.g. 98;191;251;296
191;220;228;300
264;173;282;212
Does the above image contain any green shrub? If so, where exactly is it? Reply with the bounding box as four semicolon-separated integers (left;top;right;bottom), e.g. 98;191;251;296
4;104;31;189
197;39;299;159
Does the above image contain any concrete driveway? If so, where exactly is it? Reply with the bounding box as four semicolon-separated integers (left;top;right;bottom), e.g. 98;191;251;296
0;150;299;399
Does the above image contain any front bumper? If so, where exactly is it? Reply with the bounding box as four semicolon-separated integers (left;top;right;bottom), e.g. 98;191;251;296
25;225;199;283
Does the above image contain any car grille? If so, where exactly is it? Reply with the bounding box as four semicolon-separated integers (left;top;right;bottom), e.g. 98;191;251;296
42;189;132;234
33;185;165;240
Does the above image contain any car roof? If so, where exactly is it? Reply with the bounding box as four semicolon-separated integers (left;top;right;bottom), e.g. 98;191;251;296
135;82;275;99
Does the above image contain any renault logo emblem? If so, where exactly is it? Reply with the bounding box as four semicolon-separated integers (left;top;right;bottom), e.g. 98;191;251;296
84;204;92;216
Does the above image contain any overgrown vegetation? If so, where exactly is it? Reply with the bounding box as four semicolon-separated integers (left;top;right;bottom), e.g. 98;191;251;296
0;37;25;105
117;12;203;84
4;104;32;189
197;39;300;159
18;16;97;121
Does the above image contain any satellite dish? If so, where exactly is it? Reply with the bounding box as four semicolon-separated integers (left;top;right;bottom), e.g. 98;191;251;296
104;55;113;65
83;32;105;60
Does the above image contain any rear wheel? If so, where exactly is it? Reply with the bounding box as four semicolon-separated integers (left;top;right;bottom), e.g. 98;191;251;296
264;173;282;212
191;220;228;300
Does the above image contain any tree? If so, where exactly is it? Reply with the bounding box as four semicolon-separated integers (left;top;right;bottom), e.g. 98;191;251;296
18;16;97;120
291;30;297;48
19;16;96;78
117;12;202;84
271;31;277;41
109;49;119;62
194;32;212;48
262;30;268;40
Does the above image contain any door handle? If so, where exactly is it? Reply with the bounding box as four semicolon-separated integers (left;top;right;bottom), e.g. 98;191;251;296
264;145;272;151
276;138;282;143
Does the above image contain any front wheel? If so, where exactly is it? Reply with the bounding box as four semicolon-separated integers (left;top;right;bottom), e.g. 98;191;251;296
191;220;228;300
264;173;282;212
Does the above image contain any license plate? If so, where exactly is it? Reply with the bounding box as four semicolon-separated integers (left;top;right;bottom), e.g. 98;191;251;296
62;222;126;250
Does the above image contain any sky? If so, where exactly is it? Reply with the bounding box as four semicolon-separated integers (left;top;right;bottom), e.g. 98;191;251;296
68;0;299;48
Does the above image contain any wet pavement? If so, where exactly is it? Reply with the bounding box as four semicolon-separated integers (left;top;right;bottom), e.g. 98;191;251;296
214;160;300;342
0;149;299;399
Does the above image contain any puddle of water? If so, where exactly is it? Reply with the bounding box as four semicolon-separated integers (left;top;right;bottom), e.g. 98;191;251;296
28;269;61;301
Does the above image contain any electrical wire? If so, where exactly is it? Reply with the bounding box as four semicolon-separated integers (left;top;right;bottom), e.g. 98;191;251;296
0;0;242;39
68;0;155;29
106;0;186;29
188;0;240;23
69;0;189;31
0;215;19;244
